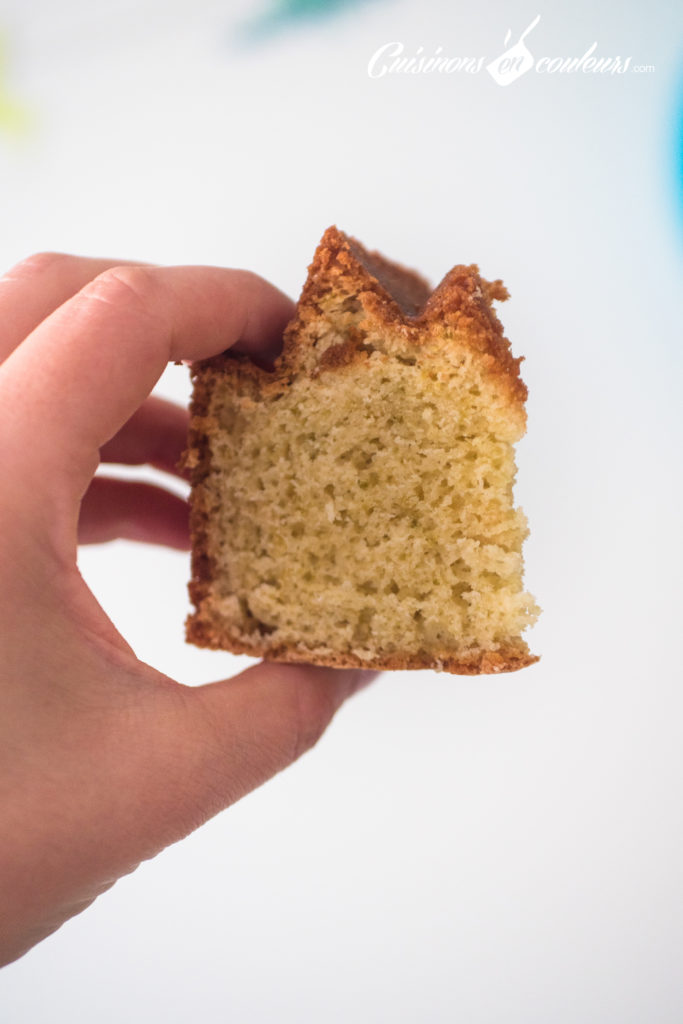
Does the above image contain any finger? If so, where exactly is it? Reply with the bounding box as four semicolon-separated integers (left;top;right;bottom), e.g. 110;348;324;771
0;252;153;364
100;396;189;479
0;661;378;962
151;663;380;840
78;477;190;550
0;264;293;528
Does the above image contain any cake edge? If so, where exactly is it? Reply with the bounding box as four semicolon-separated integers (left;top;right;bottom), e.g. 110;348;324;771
185;614;539;675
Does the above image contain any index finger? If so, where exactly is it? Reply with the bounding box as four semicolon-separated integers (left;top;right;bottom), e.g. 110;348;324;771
0;265;293;509
0;252;155;364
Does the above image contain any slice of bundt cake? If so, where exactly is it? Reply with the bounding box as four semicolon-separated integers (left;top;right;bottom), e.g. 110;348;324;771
184;226;539;674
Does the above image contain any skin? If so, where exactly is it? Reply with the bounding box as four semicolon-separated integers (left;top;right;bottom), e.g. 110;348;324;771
0;253;376;967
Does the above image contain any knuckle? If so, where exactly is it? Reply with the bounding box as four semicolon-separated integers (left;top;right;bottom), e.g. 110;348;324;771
233;268;261;288
82;265;159;314
223;268;269;298
3;250;68;281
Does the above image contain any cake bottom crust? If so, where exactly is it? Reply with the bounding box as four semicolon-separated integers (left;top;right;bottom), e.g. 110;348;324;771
186;619;538;675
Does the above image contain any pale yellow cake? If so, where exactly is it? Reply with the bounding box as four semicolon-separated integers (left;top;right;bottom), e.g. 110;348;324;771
183;227;539;673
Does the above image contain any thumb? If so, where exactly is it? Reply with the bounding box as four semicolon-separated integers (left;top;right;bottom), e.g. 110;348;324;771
132;662;378;852
0;660;376;966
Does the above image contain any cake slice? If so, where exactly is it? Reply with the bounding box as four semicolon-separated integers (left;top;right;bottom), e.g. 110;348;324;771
184;226;539;674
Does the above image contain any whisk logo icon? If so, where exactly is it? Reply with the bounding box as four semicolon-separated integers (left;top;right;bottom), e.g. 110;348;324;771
486;14;540;86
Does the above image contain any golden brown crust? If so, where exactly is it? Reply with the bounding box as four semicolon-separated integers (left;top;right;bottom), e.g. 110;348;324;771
196;226;527;404
180;369;218;619
298;224;432;318
185;615;538;675
418;266;526;402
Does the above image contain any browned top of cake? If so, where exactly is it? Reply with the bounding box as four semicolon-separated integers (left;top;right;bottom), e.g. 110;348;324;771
193;226;526;405
303;225;433;317
281;225;527;403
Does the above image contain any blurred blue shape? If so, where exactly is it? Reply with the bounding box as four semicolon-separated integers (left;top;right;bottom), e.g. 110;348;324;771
677;84;683;237
240;0;381;42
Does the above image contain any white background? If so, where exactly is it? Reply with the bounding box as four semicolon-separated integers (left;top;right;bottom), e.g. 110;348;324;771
1;0;682;1021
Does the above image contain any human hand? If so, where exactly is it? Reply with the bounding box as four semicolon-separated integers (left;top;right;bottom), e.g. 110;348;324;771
0;253;376;966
